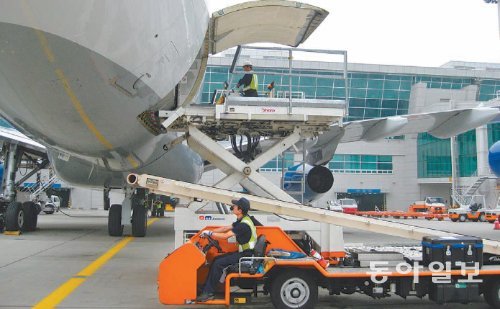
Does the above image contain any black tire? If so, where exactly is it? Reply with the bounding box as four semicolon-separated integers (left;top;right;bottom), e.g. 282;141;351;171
0;214;5;232
484;279;500;307
108;204;123;236
270;270;318;309
5;202;24;231
459;214;467;222
132;205;147;237
35;203;42;214
22;201;38;231
103;194;110;211
451;218;458;222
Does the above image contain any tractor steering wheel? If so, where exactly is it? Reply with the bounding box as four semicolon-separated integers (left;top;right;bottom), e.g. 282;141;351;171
202;234;223;254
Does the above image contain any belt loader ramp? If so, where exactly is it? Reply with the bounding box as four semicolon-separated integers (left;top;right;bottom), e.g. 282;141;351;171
128;173;500;308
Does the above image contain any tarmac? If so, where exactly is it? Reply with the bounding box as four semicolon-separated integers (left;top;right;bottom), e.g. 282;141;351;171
0;209;497;308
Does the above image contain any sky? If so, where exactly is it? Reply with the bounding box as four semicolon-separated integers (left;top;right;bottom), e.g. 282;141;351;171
206;0;500;68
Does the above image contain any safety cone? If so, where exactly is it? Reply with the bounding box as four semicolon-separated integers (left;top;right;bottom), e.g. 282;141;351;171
494;219;500;230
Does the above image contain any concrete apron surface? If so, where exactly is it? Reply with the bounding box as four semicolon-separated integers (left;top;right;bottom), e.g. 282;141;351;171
0;210;497;308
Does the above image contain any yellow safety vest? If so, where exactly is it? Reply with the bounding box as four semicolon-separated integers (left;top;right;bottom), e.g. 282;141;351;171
243;74;258;92
238;215;257;252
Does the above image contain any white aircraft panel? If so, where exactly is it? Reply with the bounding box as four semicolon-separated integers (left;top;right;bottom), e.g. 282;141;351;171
210;0;328;54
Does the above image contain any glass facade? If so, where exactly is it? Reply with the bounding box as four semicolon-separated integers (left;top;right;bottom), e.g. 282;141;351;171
488;123;500;147
329;154;393;174
417;131;479;178
260;152;294;172
202;62;500;178
417;122;500;178
259;153;393;174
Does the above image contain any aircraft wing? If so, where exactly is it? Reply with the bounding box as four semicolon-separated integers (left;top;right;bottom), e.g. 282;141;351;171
0;125;46;154
209;0;328;54
306;107;500;166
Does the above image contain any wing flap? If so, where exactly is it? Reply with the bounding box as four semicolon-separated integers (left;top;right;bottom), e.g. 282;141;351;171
307;107;500;165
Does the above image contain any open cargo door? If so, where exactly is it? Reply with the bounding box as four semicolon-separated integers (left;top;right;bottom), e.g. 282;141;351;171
209;0;328;54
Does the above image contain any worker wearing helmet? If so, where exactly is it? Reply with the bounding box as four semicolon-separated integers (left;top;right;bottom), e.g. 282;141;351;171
235;60;259;97
197;197;257;302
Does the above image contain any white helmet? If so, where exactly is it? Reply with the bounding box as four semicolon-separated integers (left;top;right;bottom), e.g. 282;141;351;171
242;60;253;67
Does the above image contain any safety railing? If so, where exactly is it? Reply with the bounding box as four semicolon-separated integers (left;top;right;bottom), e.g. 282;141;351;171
227;45;349;115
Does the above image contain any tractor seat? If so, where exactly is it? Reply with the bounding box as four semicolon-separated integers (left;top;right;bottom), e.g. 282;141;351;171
227;235;268;274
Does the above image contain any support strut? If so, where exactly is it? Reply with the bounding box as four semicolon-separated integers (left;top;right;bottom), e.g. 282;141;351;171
187;126;304;203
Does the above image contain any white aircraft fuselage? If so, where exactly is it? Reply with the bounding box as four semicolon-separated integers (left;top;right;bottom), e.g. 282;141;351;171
0;0;208;187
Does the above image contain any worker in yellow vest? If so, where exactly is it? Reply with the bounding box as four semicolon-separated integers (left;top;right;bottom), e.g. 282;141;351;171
197;197;257;302
235;60;259;97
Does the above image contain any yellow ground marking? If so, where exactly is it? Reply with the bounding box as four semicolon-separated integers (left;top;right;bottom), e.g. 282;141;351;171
33;218;158;308
147;218;159;226
3;230;21;236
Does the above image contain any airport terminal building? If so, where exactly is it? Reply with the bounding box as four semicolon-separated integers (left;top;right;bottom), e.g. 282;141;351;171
200;50;500;211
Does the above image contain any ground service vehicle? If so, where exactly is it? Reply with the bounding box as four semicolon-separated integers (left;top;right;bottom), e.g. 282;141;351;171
327;200;343;212
128;174;500;309
160;226;500;308
410;197;447;215
485;208;500;223
337;198;358;214
39;195;60;215
328;198;358;214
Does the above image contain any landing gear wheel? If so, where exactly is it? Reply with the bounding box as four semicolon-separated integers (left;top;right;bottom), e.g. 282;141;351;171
5;202;24;231
108;204;123;236
271;270;318;309
459;214;467;222
484;279;500;307
22;201;38;231
132;205;147;237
